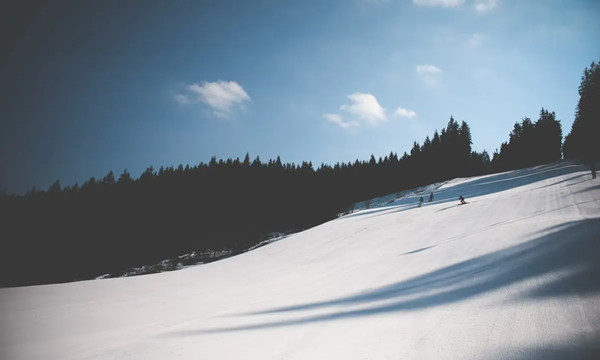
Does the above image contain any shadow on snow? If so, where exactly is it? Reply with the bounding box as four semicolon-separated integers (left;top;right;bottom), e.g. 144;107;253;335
485;341;600;360
167;218;600;336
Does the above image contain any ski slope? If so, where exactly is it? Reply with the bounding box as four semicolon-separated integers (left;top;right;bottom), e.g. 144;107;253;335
1;161;600;359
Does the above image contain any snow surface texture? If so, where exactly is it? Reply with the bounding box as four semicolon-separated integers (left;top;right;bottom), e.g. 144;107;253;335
1;161;600;360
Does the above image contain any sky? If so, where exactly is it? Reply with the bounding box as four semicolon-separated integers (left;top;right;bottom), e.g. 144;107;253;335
1;0;599;195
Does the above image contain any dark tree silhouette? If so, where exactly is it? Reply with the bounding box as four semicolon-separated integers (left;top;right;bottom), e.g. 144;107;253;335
563;60;600;177
491;108;562;172
535;108;563;164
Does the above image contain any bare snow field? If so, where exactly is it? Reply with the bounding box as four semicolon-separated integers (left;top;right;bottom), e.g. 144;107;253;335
1;160;599;359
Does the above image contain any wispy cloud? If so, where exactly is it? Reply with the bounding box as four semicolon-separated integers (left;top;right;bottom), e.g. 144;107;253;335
414;0;498;12
325;93;388;129
324;113;359;129
474;0;498;12
394;107;417;119
416;64;442;74
174;80;250;117
413;0;465;8
416;64;443;86
173;94;192;105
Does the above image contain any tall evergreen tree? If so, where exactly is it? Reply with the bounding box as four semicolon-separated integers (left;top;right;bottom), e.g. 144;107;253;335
117;169;134;186
458;121;473;174
48;179;61;193
535;108;562;163
103;170;116;186
563;60;600;167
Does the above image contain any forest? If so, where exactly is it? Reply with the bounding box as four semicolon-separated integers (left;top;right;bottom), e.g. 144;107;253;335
0;113;560;287
1;59;598;287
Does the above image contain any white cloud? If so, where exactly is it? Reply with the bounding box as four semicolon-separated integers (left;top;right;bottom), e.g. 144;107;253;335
324;113;359;129
189;81;250;114
413;0;465;7
174;80;250;117
325;93;388;130
474;0;498;12
339;93;387;126
394;107;417;119
416;64;442;73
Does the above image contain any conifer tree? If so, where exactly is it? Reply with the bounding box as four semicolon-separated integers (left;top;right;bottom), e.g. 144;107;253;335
118;169;134;186
563;60;600;166
48;179;61;193
535;108;562;163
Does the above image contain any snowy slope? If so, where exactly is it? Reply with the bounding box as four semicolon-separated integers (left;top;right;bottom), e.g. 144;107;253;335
1;161;600;360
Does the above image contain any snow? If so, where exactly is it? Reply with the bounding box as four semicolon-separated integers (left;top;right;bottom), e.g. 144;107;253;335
346;180;447;213
1;160;600;359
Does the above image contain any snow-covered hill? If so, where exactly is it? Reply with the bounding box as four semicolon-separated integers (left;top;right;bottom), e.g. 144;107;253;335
1;161;599;360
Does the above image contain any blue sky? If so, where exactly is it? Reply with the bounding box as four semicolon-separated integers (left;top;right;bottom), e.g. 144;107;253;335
1;0;599;194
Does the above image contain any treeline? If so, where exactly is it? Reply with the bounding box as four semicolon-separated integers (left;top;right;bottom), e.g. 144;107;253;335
0;109;566;287
1;116;494;286
490;108;563;172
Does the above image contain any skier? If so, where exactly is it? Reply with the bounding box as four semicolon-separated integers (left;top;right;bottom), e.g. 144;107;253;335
459;195;467;205
418;196;424;207
428;192;434;202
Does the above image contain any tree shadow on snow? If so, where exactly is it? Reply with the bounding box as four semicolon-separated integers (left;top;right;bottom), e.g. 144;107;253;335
574;184;600;195
483;341;600;360
168;218;600;336
400;244;437;255
529;173;587;191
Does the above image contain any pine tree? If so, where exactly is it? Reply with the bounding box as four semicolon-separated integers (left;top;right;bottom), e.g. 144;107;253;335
564;60;600;164
48;179;61;193
103;171;116;186
117;169;133;186
535;108;562;163
458;121;473;174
